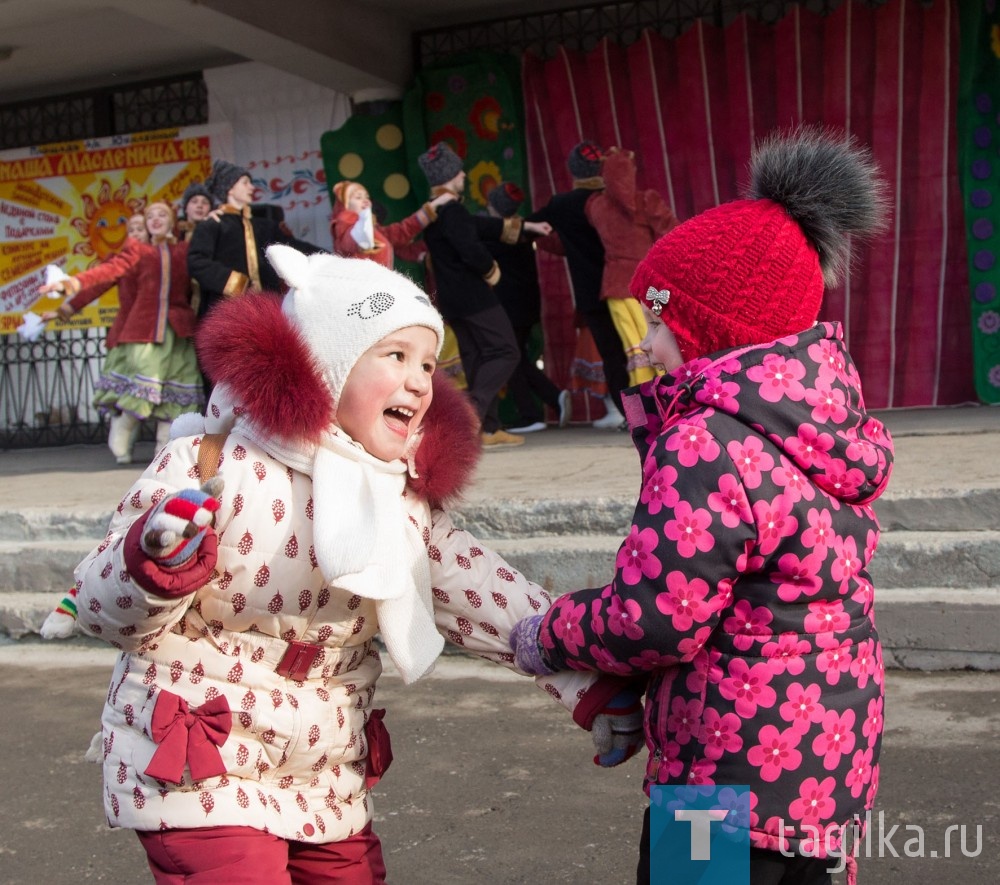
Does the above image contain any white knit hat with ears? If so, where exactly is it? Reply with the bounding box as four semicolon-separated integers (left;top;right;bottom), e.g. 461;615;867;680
266;244;445;402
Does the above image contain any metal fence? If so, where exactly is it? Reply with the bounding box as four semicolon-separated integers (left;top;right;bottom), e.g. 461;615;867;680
1;328;108;448
0;72;207;152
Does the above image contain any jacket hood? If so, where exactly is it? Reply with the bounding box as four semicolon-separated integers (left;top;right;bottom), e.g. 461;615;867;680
196;290;481;508
600;147;637;214
629;322;893;505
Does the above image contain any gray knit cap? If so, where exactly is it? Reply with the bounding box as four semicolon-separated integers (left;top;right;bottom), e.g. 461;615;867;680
418;142;464;187
206;159;251;204
180;181;214;217
567;141;604;180
487;182;524;218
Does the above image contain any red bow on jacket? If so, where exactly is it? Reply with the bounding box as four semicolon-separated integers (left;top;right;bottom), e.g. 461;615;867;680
144;690;232;785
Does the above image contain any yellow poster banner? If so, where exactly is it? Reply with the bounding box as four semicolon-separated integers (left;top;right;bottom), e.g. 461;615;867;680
0;125;226;335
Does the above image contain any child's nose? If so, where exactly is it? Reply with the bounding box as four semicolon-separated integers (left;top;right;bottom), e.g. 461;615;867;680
407;369;431;395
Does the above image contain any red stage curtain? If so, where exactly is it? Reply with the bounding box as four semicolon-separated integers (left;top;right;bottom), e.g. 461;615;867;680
522;0;974;408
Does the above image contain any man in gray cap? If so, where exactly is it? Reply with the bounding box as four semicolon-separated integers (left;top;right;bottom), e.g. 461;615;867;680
528;141;629;430
187;160;320;327
417;142;551;449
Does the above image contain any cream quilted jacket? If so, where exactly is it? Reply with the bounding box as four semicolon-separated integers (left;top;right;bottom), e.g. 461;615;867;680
75;430;600;842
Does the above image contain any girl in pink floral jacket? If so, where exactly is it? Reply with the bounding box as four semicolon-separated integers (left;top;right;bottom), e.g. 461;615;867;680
512;128;893;885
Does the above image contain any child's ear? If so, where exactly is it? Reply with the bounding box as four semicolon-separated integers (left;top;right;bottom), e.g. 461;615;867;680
266;244;310;290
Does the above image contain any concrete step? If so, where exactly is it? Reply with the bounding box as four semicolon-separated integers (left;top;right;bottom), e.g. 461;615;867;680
870;530;1000;590
486;531;1000;595
3;510;999;669
2;527;997;600
2;483;999;546
874;487;1000;533
0;508;113;543
876;587;1000;670
6;584;997;672
454;489;1000;538
0;592;67;640
0;538;99;595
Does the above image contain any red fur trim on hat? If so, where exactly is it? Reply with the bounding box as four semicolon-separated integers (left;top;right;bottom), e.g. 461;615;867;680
195;292;334;443
409;375;482;508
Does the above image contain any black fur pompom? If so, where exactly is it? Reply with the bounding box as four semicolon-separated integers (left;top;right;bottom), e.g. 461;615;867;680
748;126;890;287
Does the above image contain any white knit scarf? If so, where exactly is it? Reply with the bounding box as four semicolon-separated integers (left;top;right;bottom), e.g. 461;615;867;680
202;385;444;684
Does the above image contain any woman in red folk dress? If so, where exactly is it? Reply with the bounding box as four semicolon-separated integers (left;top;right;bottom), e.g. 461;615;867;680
329;180;454;269
40;201;203;463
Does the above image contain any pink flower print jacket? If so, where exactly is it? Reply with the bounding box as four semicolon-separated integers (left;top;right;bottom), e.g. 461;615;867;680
539;322;894;857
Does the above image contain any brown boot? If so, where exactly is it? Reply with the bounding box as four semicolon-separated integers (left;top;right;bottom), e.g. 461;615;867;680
481;429;525;449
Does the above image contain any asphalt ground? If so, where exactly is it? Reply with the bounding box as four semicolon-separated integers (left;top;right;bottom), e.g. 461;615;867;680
0;642;997;885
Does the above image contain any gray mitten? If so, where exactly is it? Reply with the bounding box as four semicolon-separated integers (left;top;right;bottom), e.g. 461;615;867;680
591;688;644;767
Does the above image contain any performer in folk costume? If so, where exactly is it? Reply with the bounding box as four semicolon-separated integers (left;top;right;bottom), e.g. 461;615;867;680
585;146;678;388
482;181;572;434
175;180;214;242
528;141;631;429
416;141;552;449
38;201;204;463
329;179;454;269
186;159;320;324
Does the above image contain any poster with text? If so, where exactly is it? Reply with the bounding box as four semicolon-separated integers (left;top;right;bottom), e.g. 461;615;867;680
0;124;229;336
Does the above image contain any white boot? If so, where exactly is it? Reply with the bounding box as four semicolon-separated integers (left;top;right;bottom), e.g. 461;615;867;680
155;419;173;450
593;395;625;430
107;412;140;464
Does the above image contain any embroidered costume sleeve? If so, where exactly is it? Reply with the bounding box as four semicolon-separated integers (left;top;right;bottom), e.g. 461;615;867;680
378;203;436;247
332;205;434;265
65;238;144;312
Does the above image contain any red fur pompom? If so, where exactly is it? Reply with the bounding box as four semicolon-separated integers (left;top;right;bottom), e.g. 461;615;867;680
410;375;482;508
195;292;334;442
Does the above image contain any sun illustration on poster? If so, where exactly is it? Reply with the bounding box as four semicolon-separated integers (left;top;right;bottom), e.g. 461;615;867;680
69;179;147;264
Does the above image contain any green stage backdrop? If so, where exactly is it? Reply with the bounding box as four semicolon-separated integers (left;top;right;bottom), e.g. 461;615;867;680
958;1;1000;403
319;102;425;283
402;53;530;212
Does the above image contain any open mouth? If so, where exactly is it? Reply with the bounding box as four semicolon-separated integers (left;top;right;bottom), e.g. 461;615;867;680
384;406;415;434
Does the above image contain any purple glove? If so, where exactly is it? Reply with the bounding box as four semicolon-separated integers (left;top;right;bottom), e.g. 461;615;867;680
510;614;556;676
591;687;644;767
140;478;224;569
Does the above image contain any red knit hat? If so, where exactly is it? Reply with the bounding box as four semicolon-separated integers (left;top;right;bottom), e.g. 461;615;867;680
630;127;889;363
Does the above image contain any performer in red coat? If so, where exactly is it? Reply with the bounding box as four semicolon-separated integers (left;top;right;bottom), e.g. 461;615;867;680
40;201;203;463
329;180;454;269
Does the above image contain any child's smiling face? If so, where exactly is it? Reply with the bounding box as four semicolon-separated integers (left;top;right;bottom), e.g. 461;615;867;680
336;325;438;462
185;194;213;222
